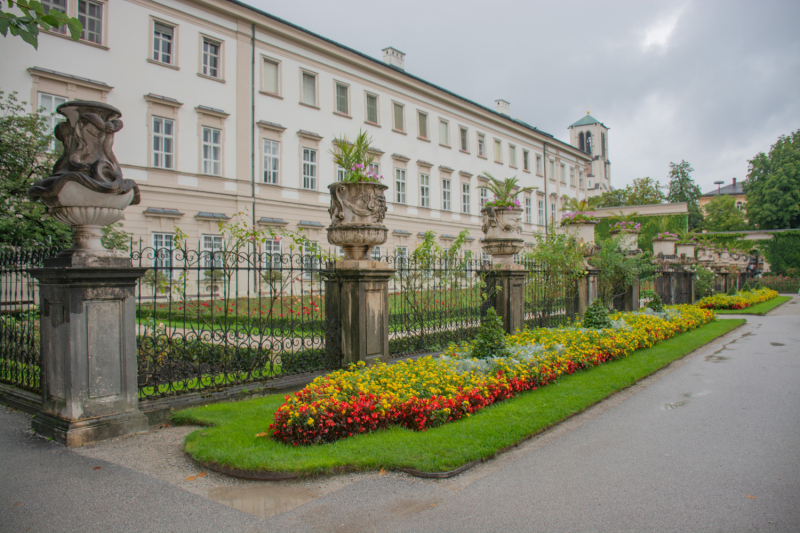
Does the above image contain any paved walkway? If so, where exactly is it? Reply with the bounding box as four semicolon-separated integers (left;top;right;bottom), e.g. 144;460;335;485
1;296;798;533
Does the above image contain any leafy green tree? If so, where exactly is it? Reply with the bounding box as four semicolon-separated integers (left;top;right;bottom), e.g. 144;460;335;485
595;177;665;207
0;90;71;247
100;222;132;253
744;130;800;230
702;195;749;232
666;160;703;230
589;235;657;306
1;0;82;49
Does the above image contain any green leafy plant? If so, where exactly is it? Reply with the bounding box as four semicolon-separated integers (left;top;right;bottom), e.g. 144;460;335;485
693;264;715;299
675;227;700;245
472;307;506;359
477;173;537;209
741;280;752;292
726;282;738;296
646;293;664;312
142;269;171;295
0;0;82;49
582;298;611;329
589;235;657;307
329;130;379;182
101;222;132;253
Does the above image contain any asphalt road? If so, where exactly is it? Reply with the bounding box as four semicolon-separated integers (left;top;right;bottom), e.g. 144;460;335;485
1;296;798;533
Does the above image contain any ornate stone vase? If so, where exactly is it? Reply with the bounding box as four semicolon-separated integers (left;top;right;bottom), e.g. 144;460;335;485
28;101;140;266
564;221;601;266
326;181;388;261
652;237;677;258
675;242;698;262
610;228;640;253
720;250;731;264
480;206;524;265
696;246;714;263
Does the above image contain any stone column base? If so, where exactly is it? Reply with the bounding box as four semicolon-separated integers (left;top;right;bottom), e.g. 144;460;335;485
32;409;148;448
577;269;600;316
484;264;526;334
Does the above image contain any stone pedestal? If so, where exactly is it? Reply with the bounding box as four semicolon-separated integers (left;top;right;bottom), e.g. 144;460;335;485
483;265;526;334
623;279;640;312
577;269;599;316
325;260;395;367
28;266;148;447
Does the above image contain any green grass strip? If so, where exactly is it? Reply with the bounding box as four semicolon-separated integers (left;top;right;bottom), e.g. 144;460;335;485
714;296;792;315
174;318;745;475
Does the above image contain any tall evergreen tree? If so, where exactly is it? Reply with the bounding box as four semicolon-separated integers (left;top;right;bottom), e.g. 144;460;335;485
744;130;800;230
666;160;703;230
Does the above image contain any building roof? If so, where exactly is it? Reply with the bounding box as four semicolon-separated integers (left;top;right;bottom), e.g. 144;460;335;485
701;181;745;197
570;114;604;128
225;0;586;156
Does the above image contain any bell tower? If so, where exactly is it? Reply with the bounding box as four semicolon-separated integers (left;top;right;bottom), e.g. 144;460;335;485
568;110;610;196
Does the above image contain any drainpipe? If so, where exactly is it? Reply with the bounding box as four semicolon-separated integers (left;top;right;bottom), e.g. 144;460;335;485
250;22;256;228
543;142;549;237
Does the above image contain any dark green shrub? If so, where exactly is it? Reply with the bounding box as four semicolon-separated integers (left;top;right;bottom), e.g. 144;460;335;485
727;283;737;296
741;281;752;292
473;307;506;359
646;293;664;312
583;298;612;330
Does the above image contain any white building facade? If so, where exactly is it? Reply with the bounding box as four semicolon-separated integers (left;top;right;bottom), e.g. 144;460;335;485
3;0;605;258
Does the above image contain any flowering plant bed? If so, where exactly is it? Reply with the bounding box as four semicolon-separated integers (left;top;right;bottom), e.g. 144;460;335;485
757;275;799;293
269;305;714;446
696;288;779;310
653;232;678;240
611;221;641;231
560;212;600;226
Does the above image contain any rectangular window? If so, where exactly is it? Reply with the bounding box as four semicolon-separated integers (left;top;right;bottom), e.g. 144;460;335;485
439;119;449;146
494;139;502;162
395;168;406;204
462;183;470;214
509;145;517;167
536;154;542;174
481;250;490;264
78;0;103;44
549;159;555;179
560;163;567;184
368;162;380;177
525;197;532;224
480;187;488;207
153;22;174;64
523;150;530;171
202;38;221;78
579;170;584;189
393;103;404;131
263;239;281;269
302;148;317;189
202;235;224;269
370;246;382;261
38;92;67;151
335;82;349;115
570;167;576;187
538;200;545;224
336;165;346;182
420;174;430;208
551;202;557;222
459;127;469;152
395;246;408;270
417;111;428;139
262;58;279;94
153;232;174;270
263;139;279;184
366;93;378;124
42;0;68;34
301;242;321;279
477;133;486;157
201;127;221;176
152;117;174;169
442;179;451;211
302;72;317;106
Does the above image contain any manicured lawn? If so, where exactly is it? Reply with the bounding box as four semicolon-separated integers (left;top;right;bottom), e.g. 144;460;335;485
173;318;745;476
714;296;792;315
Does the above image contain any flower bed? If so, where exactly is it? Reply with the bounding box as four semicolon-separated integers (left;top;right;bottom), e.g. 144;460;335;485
269;305;714;446
695;288;779;310
757;275;799;293
560;211;600;226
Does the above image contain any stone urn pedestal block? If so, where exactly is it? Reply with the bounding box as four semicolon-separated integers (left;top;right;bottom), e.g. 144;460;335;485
27;267;148;447
483;263;526;335
577;269;600;317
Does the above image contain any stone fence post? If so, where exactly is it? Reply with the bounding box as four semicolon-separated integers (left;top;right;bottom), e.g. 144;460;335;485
577;268;599;316
483;265;526;335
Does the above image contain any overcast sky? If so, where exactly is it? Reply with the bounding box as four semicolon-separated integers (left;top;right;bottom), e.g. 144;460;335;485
242;0;800;194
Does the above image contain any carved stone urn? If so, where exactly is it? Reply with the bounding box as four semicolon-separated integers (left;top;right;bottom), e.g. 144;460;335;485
676;242;698;263
563;221;601;267
28;101;140;267
610;228;641;254
481;206;524;265
652;237;678;259
326;181;388;261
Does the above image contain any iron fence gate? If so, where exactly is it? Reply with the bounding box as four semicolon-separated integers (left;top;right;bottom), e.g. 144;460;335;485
519;259;578;328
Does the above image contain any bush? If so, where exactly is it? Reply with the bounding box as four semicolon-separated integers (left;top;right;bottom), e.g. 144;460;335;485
646;293;664;312
741;281;752;292
696;288;779;310
757;275;799;293
726;283;737;296
583;298;612;329
694;265;715;299
472;307;507;359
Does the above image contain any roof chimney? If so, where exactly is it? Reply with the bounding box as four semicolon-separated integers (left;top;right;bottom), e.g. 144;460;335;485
382;47;405;70
495;99;510;116
732;177;737;185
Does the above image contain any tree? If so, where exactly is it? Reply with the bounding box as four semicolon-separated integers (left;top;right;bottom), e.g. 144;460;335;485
666;160;703;230
702;195;749;232
1;0;82;49
744;130;800;230
595;177;665;207
0;91;71;247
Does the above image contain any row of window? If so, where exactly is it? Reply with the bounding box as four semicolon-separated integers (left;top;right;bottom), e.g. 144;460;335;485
43;0;104;44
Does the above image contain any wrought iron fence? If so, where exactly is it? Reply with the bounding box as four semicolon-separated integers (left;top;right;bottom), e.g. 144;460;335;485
386;253;491;357
133;241;339;400
0;246;60;393
519;259;578;328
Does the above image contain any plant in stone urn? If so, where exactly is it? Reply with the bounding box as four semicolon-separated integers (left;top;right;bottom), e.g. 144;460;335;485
560;210;601;265
649;216;678;259
478;174;536;264
609;211;641;253
27;100;140;266
327;130;388;261
674;227;700;263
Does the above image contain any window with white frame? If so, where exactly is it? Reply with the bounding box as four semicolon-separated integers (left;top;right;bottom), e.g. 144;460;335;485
420;174;430;208
477;133;486;157
494;139;502;163
462;183;470;214
366;93;378;124
459;127;469;152
302;148;317;189
262;58;279;95
302;71;317;106
480;187;488;207
442;179;451;211
536;154;542;174
579;169;584;189
78;0;103;44
301;242;320;279
202;234;223;269
509;145;517;167
261;238;281;269
42;1;67;34
548;159;555;179
393;103;404;131
395;168;406;204
538;199;545;225
525;197;532;223
439;119;449;146
38;92;67;151
336;165;346;182
152;117;174;169
370;246;382;261
335;82;349;115
153;232;174;270
368;162;380;177
523;150;530;171
551;202;557;222
560;163;567;184
417;111;428;139
263;139;279;184
481;250;490;264
201;127;221;176
395;246;408;270
153;22;174;64
202;38;221;78
570;167;576;186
